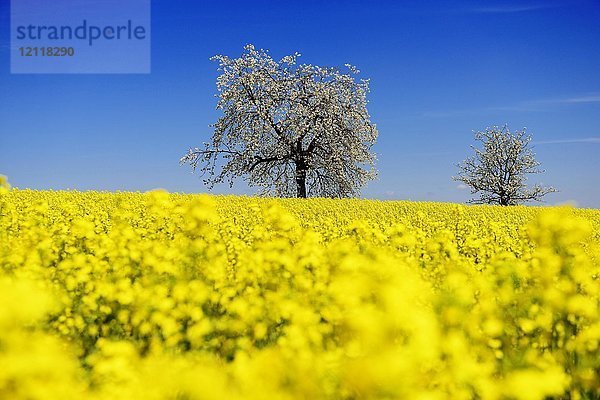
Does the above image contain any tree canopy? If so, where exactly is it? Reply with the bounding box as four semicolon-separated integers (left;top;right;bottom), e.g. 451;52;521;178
181;45;378;198
453;125;556;205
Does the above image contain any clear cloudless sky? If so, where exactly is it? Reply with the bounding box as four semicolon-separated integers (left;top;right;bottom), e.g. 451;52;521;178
1;0;599;207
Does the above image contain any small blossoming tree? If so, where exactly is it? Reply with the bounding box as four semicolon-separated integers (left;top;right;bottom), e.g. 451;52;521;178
454;125;557;205
181;45;378;198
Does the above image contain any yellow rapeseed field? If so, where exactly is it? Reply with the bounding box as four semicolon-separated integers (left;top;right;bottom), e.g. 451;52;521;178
1;186;600;399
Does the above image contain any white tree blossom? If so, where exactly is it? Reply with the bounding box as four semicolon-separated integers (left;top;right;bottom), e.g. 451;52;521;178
453;125;557;205
181;45;378;198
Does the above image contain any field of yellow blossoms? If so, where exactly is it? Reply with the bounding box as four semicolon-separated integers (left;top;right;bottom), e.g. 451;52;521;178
1;182;600;399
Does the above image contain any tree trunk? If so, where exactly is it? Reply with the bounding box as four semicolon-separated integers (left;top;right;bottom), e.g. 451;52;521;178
295;163;307;198
294;140;307;198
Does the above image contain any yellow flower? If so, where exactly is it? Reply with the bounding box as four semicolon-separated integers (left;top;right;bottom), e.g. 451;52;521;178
0;191;599;399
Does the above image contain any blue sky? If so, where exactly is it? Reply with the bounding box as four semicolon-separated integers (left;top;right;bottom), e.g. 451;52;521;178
1;0;599;207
